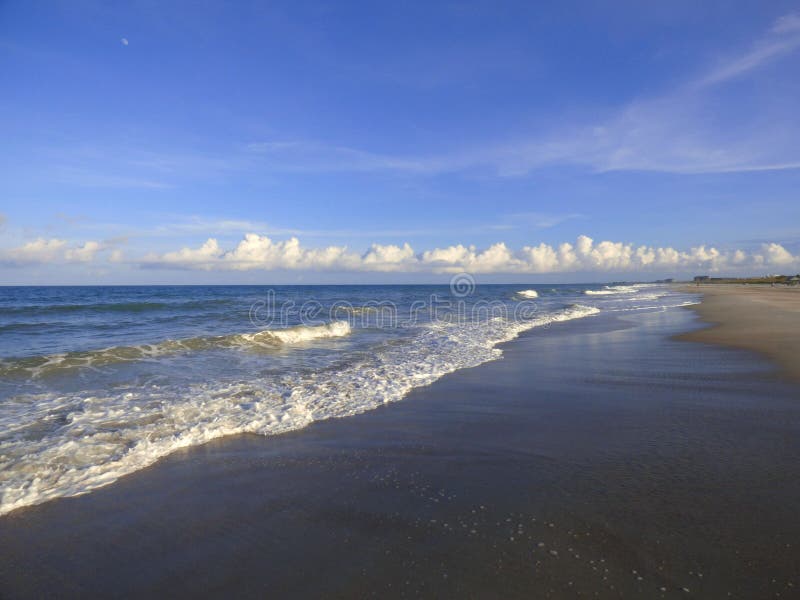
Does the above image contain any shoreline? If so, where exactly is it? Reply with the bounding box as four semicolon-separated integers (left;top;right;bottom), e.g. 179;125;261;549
2;306;800;598
676;284;800;383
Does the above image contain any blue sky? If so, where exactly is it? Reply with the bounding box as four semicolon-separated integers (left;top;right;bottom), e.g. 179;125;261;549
1;1;799;283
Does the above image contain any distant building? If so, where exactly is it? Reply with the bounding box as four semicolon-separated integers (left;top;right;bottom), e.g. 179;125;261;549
789;275;800;286
693;275;710;282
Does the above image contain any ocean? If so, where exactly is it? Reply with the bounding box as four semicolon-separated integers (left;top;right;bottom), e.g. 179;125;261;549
0;282;696;515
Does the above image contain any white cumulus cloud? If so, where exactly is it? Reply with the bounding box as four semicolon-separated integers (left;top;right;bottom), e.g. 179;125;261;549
761;242;795;265
136;233;799;275
1;238;68;265
1;238;107;265
3;233;796;274
64;241;104;263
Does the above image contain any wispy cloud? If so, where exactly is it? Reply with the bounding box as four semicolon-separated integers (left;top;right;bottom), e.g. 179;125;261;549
50;213;491;241
239;13;800;177
151;217;298;236
30;12;800;189
698;13;800;86
501;212;586;229
43;149;246;191
463;13;800;176
245;140;431;173
54;167;173;189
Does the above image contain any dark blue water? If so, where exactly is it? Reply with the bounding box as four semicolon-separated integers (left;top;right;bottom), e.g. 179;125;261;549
0;283;695;514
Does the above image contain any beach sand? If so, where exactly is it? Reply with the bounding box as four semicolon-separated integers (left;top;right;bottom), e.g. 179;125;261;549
1;308;799;598
677;285;800;382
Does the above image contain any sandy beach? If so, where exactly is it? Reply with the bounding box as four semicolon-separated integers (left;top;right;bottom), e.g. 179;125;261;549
2;306;799;598
677;285;800;383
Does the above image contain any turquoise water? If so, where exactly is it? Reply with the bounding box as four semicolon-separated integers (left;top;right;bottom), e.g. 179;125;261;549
0;283;695;514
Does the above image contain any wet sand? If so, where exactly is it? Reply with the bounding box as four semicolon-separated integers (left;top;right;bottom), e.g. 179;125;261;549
1;308;799;598
677;285;800;382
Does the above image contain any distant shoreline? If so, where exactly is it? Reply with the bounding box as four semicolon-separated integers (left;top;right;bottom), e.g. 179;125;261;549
676;284;800;382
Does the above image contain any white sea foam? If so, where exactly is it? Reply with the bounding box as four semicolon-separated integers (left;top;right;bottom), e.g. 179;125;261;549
0;306;598;516
515;289;539;299
584;285;640;295
331;305;381;315
239;321;351;345
605;300;699;312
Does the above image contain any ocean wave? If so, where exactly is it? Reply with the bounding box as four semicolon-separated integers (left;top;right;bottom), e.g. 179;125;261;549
0;321;352;379
604;299;700;312
515;289;539;299
584;285;640;296
0;306;599;516
239;320;351;344
0;322;66;333
330;305;382;315
0;298;234;316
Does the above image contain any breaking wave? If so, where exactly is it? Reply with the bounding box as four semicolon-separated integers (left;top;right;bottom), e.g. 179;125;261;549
0;321;352;379
584;285;640;296
0;306;599;515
